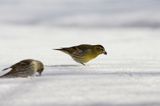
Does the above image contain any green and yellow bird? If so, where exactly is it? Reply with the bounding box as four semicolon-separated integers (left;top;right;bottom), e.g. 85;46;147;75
54;44;107;65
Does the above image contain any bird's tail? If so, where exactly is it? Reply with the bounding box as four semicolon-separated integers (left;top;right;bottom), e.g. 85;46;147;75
0;75;6;78
53;48;63;51
0;67;11;78
2;67;10;71
53;48;71;54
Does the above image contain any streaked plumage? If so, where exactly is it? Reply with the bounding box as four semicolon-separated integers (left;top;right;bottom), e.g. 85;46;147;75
54;44;107;65
0;59;44;78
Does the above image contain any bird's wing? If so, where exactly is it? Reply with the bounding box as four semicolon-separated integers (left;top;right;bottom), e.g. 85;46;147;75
72;47;91;57
0;61;31;78
54;44;93;56
11;60;30;69
2;60;30;71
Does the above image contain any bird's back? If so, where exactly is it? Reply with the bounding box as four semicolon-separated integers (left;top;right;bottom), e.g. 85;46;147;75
0;59;35;78
55;44;93;55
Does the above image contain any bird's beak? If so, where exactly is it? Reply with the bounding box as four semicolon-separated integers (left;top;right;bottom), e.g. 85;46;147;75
104;51;107;55
37;72;42;76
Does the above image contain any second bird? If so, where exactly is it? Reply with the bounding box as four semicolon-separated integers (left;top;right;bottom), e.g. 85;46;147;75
54;44;107;65
0;59;44;78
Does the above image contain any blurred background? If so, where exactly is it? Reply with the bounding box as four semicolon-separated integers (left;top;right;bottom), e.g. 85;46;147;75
0;0;160;66
0;0;160;28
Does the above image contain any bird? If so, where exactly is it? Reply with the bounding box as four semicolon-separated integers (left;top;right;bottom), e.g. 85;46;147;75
0;59;44;78
54;44;107;65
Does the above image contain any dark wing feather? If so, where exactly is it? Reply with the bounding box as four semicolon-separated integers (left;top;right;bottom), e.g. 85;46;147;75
55;44;93;56
0;60;32;78
11;59;32;68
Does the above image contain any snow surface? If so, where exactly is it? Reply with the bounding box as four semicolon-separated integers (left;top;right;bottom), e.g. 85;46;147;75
0;0;160;106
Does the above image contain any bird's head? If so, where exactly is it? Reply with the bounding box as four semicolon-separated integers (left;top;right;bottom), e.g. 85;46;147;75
94;45;107;55
31;60;44;76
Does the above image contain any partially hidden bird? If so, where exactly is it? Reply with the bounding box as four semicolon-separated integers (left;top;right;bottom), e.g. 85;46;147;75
54;44;107;65
0;59;44;78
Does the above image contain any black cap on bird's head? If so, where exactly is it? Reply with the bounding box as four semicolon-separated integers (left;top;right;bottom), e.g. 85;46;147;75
95;45;107;55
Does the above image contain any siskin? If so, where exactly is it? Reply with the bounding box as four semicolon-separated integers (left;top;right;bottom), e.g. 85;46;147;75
54;44;107;65
0;59;44;78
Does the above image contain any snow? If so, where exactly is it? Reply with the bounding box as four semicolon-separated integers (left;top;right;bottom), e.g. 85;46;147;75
0;0;160;106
